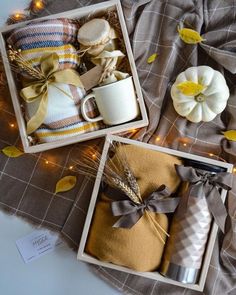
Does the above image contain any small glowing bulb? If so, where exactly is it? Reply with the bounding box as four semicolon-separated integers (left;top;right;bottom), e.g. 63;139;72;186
45;160;49;164
209;153;214;157
35;0;43;9
10;12;27;23
10;123;15;128
233;167;236;173
36;1;42;7
69;166;73;170
155;136;161;142
183;143;187;147
92;154;96;160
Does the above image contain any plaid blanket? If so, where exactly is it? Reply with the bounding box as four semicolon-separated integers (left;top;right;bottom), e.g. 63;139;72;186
0;1;236;295
20;45;79;70
7;18;80;70
7;18;78;49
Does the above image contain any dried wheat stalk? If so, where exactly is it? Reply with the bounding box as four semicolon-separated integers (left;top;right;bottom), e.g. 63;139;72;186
124;166;141;200
109;142;142;201
110;177;141;204
7;46;45;80
73;143;141;204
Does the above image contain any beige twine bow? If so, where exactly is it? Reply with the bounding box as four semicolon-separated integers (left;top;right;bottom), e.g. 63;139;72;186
91;50;129;85
78;27;118;57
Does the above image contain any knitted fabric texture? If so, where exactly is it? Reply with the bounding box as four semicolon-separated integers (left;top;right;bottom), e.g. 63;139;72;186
20;44;79;70
86;145;182;272
8;19;80;71
35;121;101;143
7;18;78;50
25;83;101;143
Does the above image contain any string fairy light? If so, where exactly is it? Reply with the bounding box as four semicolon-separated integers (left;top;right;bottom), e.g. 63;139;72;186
14;13;21;19
10;123;15;128
45;160;49;165
128;129;138;134
108;127;229;164
155;136;161;142
7;11;29;24
69;165;74;170
29;0;46;14
35;0;44;8
6;0;47;24
148;133;228;162
92;153;97;160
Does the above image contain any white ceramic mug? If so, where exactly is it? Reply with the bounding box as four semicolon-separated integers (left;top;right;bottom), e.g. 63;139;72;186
81;77;139;125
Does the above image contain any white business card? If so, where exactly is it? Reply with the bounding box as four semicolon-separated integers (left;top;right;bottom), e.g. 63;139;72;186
16;229;64;263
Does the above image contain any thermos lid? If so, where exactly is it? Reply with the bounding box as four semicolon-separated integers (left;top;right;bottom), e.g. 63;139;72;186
184;159;226;173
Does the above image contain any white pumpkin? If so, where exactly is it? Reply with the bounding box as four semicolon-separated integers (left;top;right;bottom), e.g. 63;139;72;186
171;66;230;123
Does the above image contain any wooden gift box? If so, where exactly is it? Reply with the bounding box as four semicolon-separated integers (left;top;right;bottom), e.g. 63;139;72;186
0;0;148;153
77;134;233;292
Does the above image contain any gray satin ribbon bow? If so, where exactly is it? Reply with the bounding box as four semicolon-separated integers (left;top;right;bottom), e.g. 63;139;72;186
109;185;180;228
175;165;233;233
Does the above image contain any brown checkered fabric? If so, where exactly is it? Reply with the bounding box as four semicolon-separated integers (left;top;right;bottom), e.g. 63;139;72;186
0;1;236;294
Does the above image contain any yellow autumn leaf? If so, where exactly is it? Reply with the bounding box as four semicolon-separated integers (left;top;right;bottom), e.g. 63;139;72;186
178;26;205;44
147;53;158;64
222;130;236;141
1;146;24;158
176;81;205;96
55;176;77;194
